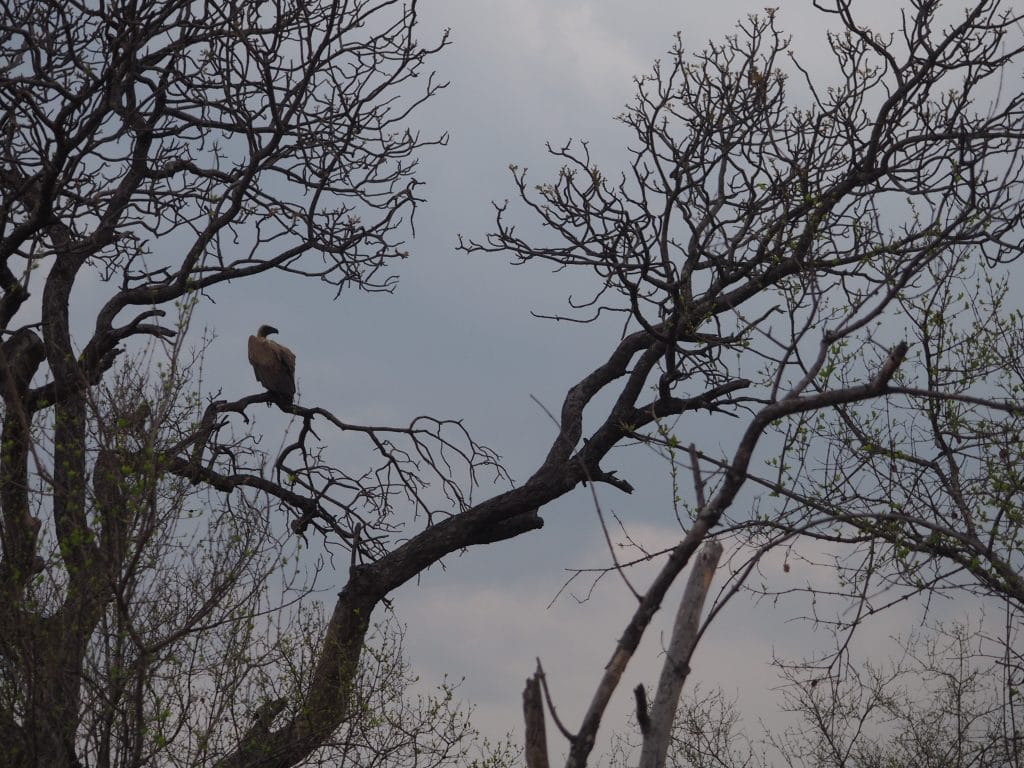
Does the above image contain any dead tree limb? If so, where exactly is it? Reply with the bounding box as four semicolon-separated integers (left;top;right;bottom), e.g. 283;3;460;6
639;540;724;768
524;665;551;768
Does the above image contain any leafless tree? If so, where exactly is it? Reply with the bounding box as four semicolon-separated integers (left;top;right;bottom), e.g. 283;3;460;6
3;1;1024;767
462;1;1024;765
607;621;1021;768
0;1;499;766
766;621;1022;768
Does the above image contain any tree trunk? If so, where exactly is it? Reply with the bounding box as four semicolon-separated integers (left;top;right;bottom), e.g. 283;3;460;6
639;541;723;768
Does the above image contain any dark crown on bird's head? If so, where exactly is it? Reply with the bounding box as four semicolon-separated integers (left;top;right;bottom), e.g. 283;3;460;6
257;325;279;337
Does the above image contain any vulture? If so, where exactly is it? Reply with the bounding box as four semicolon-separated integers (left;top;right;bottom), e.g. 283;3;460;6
248;325;296;407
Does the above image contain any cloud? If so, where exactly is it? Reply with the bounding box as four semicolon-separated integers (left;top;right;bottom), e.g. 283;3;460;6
485;2;646;105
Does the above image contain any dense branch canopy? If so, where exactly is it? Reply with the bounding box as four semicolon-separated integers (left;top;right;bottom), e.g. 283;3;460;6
1;2;1023;768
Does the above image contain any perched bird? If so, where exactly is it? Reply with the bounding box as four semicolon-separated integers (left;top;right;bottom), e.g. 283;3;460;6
248;324;296;407
748;66;768;108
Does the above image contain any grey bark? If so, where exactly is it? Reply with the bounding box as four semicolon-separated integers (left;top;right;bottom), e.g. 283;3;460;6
639;541;724;768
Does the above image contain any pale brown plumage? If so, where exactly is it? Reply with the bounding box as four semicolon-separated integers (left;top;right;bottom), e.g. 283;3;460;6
748;66;768;108
248;325;296;407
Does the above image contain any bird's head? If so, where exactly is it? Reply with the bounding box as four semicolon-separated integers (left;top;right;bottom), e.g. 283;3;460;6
257;324;279;338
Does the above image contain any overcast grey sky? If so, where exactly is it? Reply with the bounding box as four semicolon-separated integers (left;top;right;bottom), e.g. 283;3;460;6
168;0;1006;758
